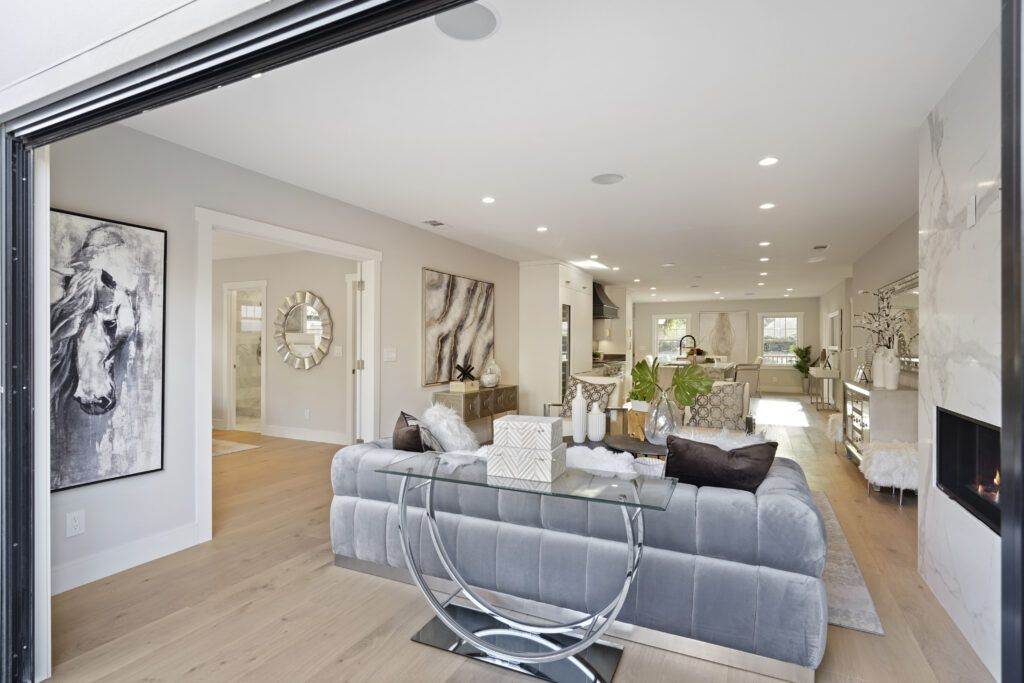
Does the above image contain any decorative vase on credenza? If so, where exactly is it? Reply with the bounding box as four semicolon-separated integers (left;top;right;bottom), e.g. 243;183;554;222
882;348;900;390
872;346;900;390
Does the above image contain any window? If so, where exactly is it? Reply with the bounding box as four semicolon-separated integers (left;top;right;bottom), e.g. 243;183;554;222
653;315;692;362
758;313;803;366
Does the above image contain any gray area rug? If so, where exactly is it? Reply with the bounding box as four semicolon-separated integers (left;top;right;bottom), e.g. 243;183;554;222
213;439;258;456
812;491;885;635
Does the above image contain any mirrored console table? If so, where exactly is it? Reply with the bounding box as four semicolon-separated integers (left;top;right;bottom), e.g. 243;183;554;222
842;380;917;463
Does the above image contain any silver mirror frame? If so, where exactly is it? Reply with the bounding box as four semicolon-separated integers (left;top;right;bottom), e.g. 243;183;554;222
273;290;333;370
878;272;919;372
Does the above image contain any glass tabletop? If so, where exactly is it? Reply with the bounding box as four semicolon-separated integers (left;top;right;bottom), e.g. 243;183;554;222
376;452;676;511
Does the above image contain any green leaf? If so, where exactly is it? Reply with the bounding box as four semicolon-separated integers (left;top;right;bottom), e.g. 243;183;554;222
630;358;661;402
671;364;714;407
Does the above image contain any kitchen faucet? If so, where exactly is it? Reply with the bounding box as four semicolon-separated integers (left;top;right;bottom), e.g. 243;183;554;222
678;334;697;358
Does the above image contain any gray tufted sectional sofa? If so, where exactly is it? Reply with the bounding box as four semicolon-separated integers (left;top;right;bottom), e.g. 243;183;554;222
330;439;828;677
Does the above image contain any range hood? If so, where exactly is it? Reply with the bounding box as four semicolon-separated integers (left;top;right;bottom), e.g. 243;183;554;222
593;283;619;319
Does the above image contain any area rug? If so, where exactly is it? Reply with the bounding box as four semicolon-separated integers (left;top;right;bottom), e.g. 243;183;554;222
213;439;259;456
812;491;885;635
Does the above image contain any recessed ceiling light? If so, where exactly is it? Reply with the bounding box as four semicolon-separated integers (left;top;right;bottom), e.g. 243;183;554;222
435;2;499;41
481;196;495;204
662;298;668;302
786;287;794;292
649;286;657;290
536;226;548;233
633;278;641;283
590;254;599;259
714;290;721;295
569;259;608;270
612;266;620;271
719;296;725;300
807;256;826;263
757;282;765;286
760;257;770;262
591;173;625;185
758;241;771;247
650;292;656;297
759;203;776;210
760;272;768;276
251;72;263;79
784;294;790;298
661;262;675;268
758;156;779;167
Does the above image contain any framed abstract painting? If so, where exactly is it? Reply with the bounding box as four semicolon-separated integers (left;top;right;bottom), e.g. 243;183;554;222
49;210;167;491
422;268;495;386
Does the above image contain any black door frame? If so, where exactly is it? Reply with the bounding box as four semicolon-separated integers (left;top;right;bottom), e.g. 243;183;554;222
0;1;472;680
2;1;1022;681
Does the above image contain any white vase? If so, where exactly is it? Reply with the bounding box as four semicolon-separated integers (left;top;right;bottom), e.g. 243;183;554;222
571;386;587;443
587;402;606;441
883;348;900;390
871;347;888;389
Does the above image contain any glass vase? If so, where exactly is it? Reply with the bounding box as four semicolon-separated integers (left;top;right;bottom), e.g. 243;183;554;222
644;389;677;445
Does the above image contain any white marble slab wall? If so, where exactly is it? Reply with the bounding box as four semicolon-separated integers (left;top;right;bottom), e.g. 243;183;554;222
918;29;1001;679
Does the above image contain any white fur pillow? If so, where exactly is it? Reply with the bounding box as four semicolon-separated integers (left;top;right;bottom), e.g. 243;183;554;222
422;403;479;452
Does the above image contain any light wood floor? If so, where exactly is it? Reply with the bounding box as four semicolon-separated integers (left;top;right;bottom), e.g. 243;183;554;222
51;398;993;681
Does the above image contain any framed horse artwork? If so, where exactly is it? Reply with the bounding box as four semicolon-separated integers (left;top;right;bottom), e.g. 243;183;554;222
49;210;167;491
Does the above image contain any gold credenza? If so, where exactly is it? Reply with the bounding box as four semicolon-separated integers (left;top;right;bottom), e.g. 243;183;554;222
432;385;519;425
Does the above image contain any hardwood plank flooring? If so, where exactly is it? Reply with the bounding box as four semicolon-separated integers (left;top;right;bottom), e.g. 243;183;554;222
51;401;993;681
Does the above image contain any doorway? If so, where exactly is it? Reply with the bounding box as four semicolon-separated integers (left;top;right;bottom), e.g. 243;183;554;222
222;281;267;433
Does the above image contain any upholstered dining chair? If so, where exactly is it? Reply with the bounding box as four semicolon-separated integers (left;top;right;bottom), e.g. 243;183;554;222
733;360;762;398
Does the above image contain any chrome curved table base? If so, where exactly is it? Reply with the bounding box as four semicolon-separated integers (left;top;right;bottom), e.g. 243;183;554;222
397;473;644;677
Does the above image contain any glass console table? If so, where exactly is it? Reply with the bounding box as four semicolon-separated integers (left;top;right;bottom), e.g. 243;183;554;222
377;452;677;682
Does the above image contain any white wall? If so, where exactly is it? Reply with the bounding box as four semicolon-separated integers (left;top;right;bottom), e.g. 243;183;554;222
49;123;518;591
632;297;821;393
212;252;359;442
918;29;1001;679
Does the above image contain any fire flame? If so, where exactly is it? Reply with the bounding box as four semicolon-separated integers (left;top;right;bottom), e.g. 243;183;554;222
995;470;1001;487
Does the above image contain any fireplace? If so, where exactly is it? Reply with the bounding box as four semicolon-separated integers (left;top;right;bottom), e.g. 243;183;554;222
936;407;1000;534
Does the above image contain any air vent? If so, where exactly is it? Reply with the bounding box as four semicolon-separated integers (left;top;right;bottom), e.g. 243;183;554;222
812;244;829;251
422;220;446;227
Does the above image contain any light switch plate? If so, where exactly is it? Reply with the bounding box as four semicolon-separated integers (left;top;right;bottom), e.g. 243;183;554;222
66;510;85;538
333;346;344;357
383;346;397;362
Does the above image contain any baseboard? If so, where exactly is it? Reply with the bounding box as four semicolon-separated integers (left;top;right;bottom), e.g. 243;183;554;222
212;418;230;429
52;522;200;594
760;386;803;395
262;424;350;445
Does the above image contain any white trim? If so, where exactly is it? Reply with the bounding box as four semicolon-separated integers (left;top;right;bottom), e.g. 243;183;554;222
221;280;268;432
32;146;52;682
261;424;350;445
756;311;806;366
51;522;200;595
650;312;695;361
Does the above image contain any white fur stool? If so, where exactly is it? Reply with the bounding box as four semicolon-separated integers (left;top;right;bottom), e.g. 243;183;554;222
859;441;918;506
827;414;845;454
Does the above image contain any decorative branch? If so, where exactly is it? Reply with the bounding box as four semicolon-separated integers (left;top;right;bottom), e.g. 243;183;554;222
854;287;910;352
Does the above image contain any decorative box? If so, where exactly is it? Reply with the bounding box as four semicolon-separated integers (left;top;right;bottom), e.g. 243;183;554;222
487;443;566;483
493;415;562;450
448;380;480;393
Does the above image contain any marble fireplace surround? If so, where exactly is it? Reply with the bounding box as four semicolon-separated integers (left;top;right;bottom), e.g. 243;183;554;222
918;29;1001;679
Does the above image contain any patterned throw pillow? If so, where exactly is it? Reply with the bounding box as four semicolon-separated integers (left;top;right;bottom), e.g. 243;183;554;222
559;377;616;418
685;382;746;431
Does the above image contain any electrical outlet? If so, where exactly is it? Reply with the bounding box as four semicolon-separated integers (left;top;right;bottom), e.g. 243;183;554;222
303;408;311;421
66;510;85;538
383;346;397;362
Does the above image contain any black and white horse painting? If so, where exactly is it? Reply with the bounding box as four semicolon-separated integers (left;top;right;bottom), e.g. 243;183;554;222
422;268;495;386
50;210;166;491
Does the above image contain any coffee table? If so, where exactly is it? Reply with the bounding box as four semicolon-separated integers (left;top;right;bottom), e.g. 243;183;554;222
377;452;676;682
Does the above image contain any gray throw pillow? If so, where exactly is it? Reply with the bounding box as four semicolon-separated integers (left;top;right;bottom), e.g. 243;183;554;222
685;382;745;431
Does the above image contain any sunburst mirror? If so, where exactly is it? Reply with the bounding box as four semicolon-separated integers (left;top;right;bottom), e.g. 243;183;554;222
273;290;333;370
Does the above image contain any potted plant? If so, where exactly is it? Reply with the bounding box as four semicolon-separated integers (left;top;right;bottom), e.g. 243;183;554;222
628;358;714;444
792;345;812;393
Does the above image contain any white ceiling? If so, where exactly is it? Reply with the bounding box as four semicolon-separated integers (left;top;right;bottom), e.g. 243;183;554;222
211;230;303;260
126;0;999;301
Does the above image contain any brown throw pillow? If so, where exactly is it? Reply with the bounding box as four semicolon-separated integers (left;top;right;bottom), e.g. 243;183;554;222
559;377;616;418
665;436;777;492
393;412;444;452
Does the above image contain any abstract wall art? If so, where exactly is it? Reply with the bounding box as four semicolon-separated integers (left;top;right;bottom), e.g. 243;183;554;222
698;311;748;363
50;210;167;490
422;268;495;386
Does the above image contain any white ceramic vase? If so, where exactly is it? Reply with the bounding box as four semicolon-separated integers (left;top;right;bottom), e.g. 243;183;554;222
871;347;888;389
571;386;587;443
587;402;606;441
882;347;900;390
